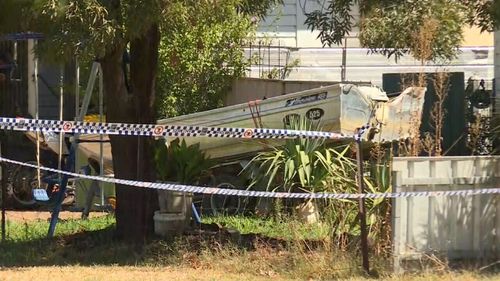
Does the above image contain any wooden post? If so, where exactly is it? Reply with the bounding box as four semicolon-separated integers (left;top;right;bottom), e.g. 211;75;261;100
355;129;370;274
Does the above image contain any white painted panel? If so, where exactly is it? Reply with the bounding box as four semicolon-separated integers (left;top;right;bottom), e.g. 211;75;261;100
267;3;296;16
257;2;297;47
256;26;296;34
260;15;296;27
295;1;360;47
392;156;500;271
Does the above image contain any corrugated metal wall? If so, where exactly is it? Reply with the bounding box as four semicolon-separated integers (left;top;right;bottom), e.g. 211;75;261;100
392;156;500;271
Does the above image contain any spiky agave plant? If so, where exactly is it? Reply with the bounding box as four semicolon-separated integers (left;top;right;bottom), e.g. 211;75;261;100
244;115;356;194
245;115;392;243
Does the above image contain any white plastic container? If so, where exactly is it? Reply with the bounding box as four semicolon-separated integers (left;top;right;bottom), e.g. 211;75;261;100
153;211;186;238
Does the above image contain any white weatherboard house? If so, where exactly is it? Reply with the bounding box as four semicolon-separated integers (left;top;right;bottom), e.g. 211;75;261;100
249;0;494;86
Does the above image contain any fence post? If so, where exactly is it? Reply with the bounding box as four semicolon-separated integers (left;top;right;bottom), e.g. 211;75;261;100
355;130;370;274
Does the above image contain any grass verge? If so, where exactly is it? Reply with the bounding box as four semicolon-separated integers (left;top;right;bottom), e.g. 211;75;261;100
0;215;498;280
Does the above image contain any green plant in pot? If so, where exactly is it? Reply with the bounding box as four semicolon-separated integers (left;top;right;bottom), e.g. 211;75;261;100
154;138;213;215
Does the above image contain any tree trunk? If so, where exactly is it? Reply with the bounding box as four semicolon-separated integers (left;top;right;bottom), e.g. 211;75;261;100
100;24;160;242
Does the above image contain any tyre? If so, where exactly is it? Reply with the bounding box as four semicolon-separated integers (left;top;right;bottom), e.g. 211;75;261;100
9;162;41;208
208;173;252;216
209;182;242;216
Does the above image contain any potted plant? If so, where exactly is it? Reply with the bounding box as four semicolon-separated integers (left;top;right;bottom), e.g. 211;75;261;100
154;138;213;217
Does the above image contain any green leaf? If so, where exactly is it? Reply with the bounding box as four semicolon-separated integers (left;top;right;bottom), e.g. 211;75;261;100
369;213;377;226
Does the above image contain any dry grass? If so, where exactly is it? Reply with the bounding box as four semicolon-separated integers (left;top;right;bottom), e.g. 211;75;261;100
1;216;498;281
0;266;497;281
0;266;290;281
142;238;369;280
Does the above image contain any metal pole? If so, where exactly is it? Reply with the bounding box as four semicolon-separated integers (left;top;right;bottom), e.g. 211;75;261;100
98;64;104;206
75;58;80;119
278;41;281;79
267;43;270;77
58;66;64;173
74;58;80;176
355;129;370;274
33;41;41;188
341;37;347;82
78;62;99;121
1;141;6;243
48;144;75;238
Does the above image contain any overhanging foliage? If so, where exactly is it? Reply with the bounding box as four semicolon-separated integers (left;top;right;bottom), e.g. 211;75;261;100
303;0;499;61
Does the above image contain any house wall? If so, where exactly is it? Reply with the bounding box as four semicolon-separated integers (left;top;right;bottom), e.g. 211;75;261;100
257;2;492;49
256;0;360;48
462;26;494;47
252;2;494;84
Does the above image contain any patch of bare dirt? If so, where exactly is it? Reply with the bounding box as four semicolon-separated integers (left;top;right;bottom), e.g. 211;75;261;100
4;211;108;223
0;266;495;281
0;266;289;281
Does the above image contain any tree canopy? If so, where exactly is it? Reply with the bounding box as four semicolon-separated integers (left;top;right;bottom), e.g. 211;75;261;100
304;0;499;61
1;0;277;60
156;1;255;117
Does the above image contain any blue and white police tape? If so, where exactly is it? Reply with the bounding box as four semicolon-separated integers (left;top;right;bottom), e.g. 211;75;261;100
0;117;349;140
1;156;498;200
354;124;370;142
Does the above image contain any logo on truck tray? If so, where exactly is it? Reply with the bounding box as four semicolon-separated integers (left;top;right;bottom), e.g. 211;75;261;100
285;92;327;107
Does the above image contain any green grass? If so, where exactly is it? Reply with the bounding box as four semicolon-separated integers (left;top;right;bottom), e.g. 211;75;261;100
4;215;115;242
0;214;338;274
202;215;331;240
0;215;126;266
